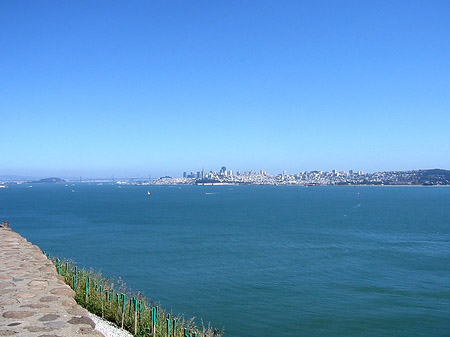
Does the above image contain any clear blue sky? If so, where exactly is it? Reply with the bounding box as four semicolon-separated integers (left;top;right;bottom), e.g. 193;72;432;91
1;1;449;178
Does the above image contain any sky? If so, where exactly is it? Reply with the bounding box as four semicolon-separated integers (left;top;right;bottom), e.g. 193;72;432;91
1;1;449;178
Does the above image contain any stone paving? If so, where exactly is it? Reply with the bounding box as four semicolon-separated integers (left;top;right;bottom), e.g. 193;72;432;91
0;226;105;336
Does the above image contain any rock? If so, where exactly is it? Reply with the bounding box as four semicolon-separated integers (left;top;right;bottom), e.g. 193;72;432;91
39;296;59;302
2;311;35;319
20;263;36;267
39;314;60;321
0;282;14;289
28;280;48;287
25;326;54;332
39;266;55;273
61;299;77;307
67;316;95;328
16;292;37;299
20;303;50;309
0;299;18;305
50;287;75;297
43;321;65;329
66;306;86;315
79;326;95;334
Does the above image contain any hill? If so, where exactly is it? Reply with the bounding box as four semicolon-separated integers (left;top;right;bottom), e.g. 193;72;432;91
32;177;66;184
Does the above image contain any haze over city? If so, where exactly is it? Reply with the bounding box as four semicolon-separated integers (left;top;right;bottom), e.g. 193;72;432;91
1;1;449;178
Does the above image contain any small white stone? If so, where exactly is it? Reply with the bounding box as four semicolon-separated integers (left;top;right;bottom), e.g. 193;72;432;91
88;312;133;337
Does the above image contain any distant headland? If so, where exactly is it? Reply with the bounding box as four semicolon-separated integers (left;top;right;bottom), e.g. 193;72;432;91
31;177;67;184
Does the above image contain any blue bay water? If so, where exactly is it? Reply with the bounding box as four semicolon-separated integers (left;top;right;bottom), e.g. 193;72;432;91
1;184;449;336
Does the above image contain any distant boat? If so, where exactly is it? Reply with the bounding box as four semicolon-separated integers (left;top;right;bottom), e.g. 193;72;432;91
0;185;7;188
147;191;151;195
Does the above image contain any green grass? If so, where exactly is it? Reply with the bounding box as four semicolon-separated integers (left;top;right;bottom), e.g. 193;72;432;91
47;256;223;337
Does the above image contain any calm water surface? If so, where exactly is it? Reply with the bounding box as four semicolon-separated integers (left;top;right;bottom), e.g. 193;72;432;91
1;184;449;336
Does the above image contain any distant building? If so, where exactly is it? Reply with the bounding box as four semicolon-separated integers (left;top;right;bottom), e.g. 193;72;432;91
183;172;187;178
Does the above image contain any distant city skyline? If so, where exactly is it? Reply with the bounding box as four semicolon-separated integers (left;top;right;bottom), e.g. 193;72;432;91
4;167;450;187
1;165;448;182
1;1;449;177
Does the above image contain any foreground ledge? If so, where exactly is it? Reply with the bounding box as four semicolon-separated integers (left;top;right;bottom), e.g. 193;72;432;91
0;226;104;337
